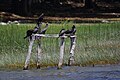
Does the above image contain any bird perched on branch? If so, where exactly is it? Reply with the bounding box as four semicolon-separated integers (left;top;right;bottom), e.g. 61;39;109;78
24;29;34;39
39;24;49;34
23;26;40;40
24;24;41;40
58;25;76;38
58;29;66;37
70;25;76;35
24;13;44;39
64;25;76;35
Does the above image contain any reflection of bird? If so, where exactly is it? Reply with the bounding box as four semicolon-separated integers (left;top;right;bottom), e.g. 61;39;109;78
39;24;49;34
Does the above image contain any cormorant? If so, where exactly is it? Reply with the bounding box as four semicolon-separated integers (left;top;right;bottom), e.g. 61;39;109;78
39;24;49;34
24;14;44;39
33;23;42;34
58;25;76;38
64;25;76;35
58;29;66;37
24;29;34;39
24;25;41;39
71;25;76;35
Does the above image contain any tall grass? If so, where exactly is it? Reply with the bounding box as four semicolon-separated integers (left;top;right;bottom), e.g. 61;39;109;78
0;22;120;69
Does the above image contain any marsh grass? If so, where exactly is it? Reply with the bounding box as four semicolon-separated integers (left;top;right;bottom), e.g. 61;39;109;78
0;22;120;69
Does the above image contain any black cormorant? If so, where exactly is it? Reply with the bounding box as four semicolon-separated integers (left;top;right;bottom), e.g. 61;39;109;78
58;29;66;37
64;25;76;35
24;29;34;39
24;14;44;39
24;25;41;39
58;25;76;38
71;25;76;35
39;24;49;34
62;25;76;35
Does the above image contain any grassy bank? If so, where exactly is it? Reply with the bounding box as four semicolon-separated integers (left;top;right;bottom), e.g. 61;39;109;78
0;22;120;69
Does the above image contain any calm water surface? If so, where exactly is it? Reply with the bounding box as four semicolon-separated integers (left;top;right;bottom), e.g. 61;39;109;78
0;65;120;80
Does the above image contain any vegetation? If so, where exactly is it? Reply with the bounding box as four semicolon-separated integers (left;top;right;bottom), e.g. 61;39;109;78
0;22;120;69
1;0;120;16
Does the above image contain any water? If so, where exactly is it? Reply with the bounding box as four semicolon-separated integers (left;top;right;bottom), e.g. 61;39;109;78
0;65;120;80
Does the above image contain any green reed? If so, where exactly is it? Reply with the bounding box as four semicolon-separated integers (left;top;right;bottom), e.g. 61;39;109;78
0;22;120;69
